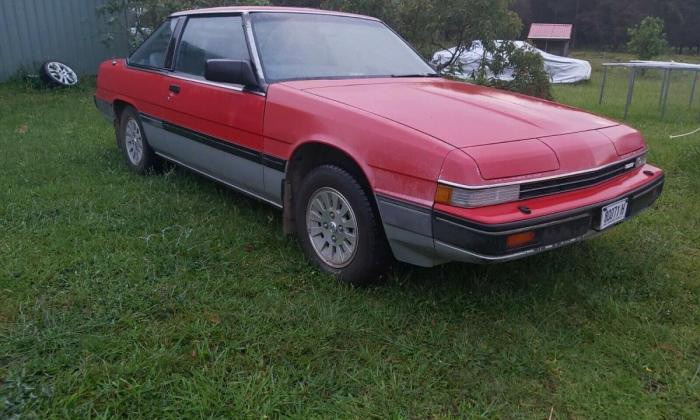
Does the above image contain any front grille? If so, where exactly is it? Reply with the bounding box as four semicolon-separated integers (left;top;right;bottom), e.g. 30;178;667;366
519;158;637;199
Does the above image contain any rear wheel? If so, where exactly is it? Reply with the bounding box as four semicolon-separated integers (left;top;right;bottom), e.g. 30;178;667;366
117;107;159;174
294;165;389;285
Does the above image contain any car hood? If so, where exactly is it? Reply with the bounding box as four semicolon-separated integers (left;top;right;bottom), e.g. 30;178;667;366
288;78;618;148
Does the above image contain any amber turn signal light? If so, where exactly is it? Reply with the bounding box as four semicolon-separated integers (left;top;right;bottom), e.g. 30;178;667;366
435;184;453;204
506;231;536;249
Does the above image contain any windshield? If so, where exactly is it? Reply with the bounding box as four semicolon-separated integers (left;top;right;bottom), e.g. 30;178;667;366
251;13;437;82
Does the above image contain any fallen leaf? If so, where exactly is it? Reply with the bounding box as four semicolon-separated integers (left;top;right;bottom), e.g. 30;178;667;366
15;124;28;135
657;343;683;358
207;312;221;325
645;378;665;393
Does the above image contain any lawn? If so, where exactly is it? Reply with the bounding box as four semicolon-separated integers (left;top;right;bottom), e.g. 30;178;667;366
1;54;699;418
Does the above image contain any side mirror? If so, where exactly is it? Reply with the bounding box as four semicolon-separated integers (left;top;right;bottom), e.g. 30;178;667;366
205;59;258;88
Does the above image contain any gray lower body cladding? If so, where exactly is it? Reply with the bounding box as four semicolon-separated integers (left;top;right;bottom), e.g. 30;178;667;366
375;195;448;267
94;96;115;122
94;96;286;208
139;113;286;207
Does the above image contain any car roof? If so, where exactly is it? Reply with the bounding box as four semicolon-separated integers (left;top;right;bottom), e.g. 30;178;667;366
170;6;379;21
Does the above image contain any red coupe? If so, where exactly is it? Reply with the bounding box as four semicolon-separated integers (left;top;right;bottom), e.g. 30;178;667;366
95;7;664;284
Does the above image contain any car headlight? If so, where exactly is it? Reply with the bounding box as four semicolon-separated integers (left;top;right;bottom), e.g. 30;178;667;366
435;183;520;208
635;153;647;168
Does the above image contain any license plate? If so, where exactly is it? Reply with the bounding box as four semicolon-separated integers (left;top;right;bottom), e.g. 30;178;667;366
600;199;629;230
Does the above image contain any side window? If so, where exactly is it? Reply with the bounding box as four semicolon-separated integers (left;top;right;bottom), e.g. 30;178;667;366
175;16;249;77
129;19;177;68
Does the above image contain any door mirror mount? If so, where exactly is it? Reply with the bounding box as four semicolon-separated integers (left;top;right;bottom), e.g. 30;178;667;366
204;59;259;88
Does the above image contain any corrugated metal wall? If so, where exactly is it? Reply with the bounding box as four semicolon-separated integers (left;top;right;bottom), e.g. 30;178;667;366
0;0;129;81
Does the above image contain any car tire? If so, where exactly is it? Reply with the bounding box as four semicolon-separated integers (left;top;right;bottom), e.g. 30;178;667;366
40;60;79;87
117;107;159;174
294;165;389;285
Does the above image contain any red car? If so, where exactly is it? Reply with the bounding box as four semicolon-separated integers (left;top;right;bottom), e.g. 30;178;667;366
95;7;664;284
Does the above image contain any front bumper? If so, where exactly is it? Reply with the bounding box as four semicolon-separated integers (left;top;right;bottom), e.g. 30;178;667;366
433;173;664;263
377;169;665;267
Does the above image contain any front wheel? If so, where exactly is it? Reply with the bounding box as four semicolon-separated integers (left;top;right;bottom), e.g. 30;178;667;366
294;165;389;285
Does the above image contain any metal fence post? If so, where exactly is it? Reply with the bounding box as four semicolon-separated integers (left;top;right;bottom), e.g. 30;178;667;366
599;66;608;105
659;69;671;109
661;70;673;119
690;70;698;108
624;68;637;120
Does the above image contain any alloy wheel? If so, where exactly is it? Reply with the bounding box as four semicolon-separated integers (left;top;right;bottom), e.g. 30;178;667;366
306;187;359;268
45;62;78;86
124;119;144;165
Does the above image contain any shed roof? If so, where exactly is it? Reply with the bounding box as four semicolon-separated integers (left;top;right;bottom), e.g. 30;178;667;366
528;23;573;40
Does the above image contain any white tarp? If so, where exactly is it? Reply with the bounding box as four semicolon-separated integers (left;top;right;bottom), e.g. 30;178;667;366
432;41;592;84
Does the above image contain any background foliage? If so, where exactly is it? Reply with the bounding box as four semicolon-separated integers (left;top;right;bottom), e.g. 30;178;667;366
107;0;700;54
101;0;552;98
97;0;700;101
627;17;669;61
512;0;699;53
485;42;552;99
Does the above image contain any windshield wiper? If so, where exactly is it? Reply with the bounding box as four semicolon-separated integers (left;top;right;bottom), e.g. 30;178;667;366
389;73;441;78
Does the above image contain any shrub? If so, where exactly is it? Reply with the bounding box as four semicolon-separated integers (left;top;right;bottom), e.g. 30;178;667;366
498;44;552;99
627;17;668;60
465;41;552;100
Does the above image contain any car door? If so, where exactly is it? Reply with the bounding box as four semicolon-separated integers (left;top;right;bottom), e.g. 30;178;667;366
154;14;269;201
121;18;181;124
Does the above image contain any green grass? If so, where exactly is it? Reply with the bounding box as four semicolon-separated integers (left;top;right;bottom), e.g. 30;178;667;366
1;56;699;418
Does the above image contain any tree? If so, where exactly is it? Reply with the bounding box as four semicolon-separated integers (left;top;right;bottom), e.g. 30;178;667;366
103;0;523;62
469;41;551;99
100;0;550;98
321;1;550;98
323;0;522;70
627;16;668;60
100;0;271;48
512;0;700;53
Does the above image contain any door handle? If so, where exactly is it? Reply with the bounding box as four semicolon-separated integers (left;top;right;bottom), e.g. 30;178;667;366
169;84;181;94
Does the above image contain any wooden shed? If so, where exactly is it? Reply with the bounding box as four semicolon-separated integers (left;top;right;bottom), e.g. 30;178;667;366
528;23;573;57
